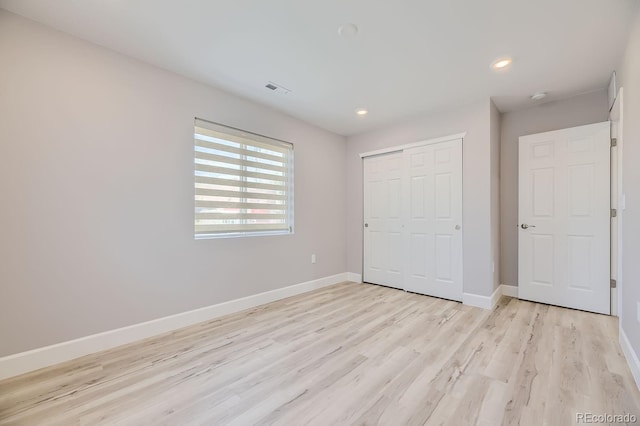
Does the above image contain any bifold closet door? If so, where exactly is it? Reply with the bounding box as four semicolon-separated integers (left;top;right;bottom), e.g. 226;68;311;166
363;152;404;289
403;140;463;301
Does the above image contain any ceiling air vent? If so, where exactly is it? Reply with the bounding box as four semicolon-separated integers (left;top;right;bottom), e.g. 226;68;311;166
265;81;291;95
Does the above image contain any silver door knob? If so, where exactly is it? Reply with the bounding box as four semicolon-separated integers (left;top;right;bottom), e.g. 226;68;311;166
520;224;536;229
455;225;461;230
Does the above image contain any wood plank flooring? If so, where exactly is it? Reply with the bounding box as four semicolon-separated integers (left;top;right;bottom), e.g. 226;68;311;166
1;282;639;425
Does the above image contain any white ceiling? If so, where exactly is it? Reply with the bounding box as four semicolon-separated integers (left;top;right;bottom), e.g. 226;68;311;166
1;0;638;136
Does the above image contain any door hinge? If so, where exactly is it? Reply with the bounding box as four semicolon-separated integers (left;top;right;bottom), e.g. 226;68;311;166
611;208;617;218
611;279;617;288
611;138;617;147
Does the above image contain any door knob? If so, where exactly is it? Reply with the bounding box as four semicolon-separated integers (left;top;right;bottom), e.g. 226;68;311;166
455;225;461;230
364;223;369;228
520;224;536;229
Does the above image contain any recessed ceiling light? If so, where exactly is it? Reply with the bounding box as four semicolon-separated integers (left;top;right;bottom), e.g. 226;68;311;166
531;92;547;101
491;57;513;70
338;23;359;38
355;108;368;116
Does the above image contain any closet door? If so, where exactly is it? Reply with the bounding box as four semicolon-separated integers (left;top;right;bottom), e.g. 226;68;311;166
363;152;404;289
403;140;463;301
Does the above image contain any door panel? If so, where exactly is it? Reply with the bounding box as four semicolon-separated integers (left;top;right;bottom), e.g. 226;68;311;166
435;234;453;281
531;234;554;285
410;234;428;278
518;122;610;314
532;168;554;217
403;139;463;301
364;152;404;289
435;173;452;218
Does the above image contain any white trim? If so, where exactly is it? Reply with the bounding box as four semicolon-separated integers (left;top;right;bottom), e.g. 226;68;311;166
0;273;349;381
610;88;624;320
463;286;501;310
620;324;640;392
347;272;363;283
500;284;519;298
608;71;617;112
359;132;467;158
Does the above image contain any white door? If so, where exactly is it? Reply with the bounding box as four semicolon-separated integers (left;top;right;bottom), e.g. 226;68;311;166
363;152;404;289
518;122;610;314
403;140;463;301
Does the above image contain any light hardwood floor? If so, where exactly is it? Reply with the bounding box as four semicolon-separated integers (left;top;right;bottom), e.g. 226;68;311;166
1;282;639;425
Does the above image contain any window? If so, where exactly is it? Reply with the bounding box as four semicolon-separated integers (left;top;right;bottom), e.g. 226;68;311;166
194;118;294;239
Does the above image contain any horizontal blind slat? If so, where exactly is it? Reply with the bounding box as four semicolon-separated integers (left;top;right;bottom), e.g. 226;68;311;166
195;223;289;234
195;176;285;192
195;137;287;163
195;200;287;210
195;163;287;183
195;213;286;220
195;188;287;201
195;151;287;173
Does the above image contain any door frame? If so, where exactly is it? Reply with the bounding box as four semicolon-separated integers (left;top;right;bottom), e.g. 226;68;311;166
360;132;466;296
610;88;624;318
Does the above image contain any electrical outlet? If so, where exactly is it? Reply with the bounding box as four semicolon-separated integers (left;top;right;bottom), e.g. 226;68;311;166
311;254;316;264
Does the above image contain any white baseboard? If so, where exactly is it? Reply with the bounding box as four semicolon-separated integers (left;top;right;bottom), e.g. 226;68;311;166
500;284;518;298
347;272;362;283
620;324;640;392
0;272;349;381
463;285;502;310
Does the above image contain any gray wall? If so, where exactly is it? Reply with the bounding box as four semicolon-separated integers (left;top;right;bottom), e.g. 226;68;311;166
619;9;640;361
346;101;495;298
499;90;609;287
490;100;501;291
0;11;347;357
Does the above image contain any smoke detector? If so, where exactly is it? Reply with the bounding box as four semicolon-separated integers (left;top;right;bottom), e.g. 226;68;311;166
265;81;291;95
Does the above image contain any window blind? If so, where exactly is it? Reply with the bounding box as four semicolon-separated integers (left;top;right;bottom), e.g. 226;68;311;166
194;118;294;238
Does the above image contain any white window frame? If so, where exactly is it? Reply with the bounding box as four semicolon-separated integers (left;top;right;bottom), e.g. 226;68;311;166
194;118;294;239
